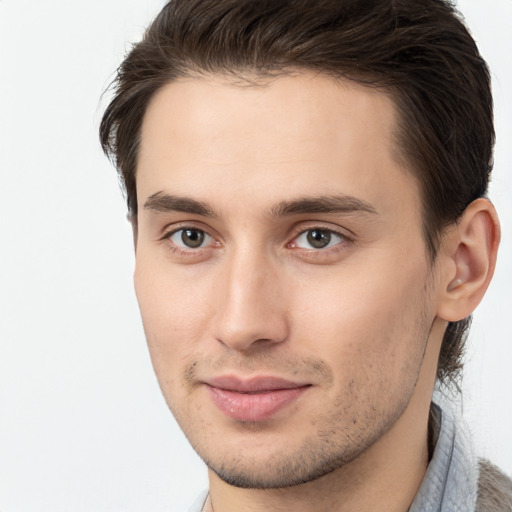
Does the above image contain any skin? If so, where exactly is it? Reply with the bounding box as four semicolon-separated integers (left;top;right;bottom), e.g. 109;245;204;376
133;72;499;511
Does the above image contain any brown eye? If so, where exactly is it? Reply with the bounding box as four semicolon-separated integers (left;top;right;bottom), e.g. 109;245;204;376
306;229;332;249
169;228;210;249
293;228;344;250
181;229;204;248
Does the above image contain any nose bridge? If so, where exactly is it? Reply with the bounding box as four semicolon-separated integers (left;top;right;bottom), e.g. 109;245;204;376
213;242;287;351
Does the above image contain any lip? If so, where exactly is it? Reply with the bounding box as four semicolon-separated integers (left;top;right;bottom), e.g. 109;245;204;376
205;375;311;422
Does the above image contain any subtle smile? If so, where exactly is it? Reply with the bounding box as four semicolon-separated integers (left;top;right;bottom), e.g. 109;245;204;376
205;376;312;422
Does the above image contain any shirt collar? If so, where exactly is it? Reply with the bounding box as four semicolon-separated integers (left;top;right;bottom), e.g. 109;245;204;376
409;398;478;512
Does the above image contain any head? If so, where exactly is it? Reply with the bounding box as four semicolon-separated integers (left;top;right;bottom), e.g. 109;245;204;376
100;0;499;491
101;0;495;387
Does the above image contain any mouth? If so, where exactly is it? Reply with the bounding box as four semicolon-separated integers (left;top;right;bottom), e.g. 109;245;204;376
204;375;312;422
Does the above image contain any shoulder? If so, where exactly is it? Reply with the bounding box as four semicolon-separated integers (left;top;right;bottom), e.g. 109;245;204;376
477;459;512;512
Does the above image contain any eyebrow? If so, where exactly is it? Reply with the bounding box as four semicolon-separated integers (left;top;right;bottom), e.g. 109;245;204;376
144;192;217;217
143;192;377;218
270;195;378;217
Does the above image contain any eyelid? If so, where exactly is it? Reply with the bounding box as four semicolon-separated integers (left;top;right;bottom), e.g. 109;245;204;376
169;228;213;249
160;221;217;240
285;223;355;261
288;222;354;244
293;230;343;249
160;222;222;255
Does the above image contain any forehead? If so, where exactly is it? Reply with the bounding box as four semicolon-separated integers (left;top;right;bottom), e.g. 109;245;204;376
137;71;419;220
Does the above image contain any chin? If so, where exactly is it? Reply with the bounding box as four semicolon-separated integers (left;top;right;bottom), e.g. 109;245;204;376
198;423;388;490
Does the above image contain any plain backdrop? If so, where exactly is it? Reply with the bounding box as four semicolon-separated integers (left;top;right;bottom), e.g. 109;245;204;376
0;1;510;511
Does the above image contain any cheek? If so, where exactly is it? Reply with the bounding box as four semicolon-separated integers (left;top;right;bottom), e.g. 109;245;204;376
289;257;433;381
133;257;214;373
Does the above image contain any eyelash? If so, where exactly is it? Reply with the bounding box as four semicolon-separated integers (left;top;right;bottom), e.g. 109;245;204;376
288;226;351;252
161;224;218;256
161;224;353;258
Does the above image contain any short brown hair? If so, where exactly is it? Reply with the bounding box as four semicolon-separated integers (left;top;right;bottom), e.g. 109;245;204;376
100;0;494;386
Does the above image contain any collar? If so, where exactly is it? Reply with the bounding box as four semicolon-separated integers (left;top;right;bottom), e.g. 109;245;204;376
409;399;478;512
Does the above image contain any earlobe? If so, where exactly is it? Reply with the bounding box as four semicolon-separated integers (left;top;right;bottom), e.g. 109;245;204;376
436;198;500;322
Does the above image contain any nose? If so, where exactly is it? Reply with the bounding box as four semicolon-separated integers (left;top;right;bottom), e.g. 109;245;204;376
212;248;289;352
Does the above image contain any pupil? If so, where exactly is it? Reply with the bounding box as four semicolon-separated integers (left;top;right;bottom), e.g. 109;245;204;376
307;230;331;249
182;229;204;248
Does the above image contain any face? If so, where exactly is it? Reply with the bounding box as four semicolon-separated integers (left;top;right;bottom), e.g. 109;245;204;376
134;72;440;488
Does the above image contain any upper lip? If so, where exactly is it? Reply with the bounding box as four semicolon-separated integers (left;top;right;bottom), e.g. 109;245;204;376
205;375;310;393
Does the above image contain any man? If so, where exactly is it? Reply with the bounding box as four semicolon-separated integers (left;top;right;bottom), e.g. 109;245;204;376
100;0;511;510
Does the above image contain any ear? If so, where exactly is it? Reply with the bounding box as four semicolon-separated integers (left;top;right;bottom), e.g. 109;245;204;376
436;198;500;322
129;214;138;253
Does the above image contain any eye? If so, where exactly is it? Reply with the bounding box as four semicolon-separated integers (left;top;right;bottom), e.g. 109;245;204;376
168;228;212;249
293;228;344;250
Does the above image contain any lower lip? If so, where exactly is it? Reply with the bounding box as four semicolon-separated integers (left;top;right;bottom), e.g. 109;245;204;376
207;385;309;422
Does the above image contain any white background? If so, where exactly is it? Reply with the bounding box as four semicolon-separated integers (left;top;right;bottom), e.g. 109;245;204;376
0;1;510;511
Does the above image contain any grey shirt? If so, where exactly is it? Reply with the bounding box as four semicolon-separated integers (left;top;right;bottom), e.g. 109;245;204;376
409;401;478;511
